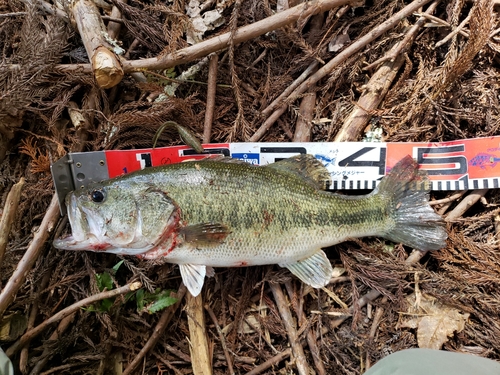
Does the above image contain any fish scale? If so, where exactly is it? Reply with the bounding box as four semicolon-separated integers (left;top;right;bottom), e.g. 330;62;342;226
54;155;447;296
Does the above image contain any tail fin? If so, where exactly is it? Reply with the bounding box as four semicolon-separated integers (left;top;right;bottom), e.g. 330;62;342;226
377;156;447;251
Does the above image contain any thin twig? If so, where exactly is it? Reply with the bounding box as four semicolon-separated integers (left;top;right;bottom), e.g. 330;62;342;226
429;191;465;206
365;296;387;370
29;313;76;375
363;1;439;71
6;281;142;356
251;0;434;141
0;194;60;319
244;349;292;375
330;249;426;330
0;177;25;267
270;283;310;375
19;271;52;373
122;285;186;375
261;61;318;118
205;304;234;375
414;12;469;37
203;54;219;144
284;282;326;375
445;189;488;222
435;12;472;48
153;352;185;375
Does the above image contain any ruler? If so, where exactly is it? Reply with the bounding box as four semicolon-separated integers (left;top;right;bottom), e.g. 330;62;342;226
51;136;500;212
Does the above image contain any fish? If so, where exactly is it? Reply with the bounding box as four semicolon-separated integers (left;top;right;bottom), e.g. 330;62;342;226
54;154;447;296
468;153;500;169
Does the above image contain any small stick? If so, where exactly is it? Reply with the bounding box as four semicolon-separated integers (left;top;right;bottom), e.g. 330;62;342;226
244;348;292;375
261;61;318;118
363;1;439;70
252;0;434;141
365;296;387;370
435;12;472;48
270;283;310;375
284;282;326;375
414;12;469;38
0;177;25;267
334;54;405;142
330;249;426;329
7;281;142;356
203;54;219;144
106;0;127;39
153;352;185;375
445;189;488;222
19;271;52;373
29;313;76;375
205;304;234;375
186;292;212;375
0;194;60;320
293;93;316;142
429;191;466;206
122;285;186;375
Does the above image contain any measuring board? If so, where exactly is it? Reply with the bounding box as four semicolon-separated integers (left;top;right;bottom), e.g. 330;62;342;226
51;136;500;213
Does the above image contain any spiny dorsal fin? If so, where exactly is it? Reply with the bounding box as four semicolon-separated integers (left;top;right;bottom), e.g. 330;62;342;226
266;154;331;190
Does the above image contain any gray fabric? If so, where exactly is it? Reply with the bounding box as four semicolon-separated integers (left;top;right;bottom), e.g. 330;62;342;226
0;347;13;375
365;349;500;375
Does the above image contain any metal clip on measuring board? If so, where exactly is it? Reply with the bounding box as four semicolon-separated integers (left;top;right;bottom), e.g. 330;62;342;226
51;136;500;214
51;151;109;214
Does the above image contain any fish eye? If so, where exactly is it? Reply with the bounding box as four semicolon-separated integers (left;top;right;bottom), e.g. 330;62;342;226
90;189;106;203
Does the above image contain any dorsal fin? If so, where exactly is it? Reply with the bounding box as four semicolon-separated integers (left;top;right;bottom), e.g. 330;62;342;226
266;154;331;190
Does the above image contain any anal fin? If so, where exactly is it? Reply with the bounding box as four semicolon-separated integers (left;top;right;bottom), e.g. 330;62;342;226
279;250;333;288
179;264;206;296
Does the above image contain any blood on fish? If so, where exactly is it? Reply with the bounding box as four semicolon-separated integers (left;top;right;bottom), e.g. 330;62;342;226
91;243;112;251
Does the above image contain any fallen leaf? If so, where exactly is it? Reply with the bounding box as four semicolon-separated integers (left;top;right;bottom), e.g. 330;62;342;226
400;292;469;349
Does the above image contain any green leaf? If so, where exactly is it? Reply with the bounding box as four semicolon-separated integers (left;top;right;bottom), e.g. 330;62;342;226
146;294;177;314
100;298;114;312
95;271;113;291
112;260;124;273
135;289;145;311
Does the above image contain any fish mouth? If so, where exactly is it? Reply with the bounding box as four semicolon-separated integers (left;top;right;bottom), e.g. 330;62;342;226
53;193;109;251
53;233;111;251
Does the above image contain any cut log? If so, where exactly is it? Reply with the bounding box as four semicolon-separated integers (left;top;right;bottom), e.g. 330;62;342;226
70;0;123;88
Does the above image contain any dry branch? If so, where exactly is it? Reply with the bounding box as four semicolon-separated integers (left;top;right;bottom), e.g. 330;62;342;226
122;285;186;375
251;0;435;141
334;1;439;142
270;283;310;375
47;0;351;75
6;281;142;356
205;304;234;375
0;194;60;319
70;0;123;88
245;349;292;375
186;293;212;375
0;178;25;267
445;189;489;222
203;54;219;144
28;312;76;375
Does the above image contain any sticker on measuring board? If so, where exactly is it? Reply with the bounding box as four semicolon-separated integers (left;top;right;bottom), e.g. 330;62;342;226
51;136;500;212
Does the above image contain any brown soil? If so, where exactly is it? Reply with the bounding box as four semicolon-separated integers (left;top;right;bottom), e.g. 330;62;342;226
1;0;500;374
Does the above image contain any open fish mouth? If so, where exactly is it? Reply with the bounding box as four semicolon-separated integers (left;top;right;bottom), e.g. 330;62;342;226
53;193;110;251
53;233;112;251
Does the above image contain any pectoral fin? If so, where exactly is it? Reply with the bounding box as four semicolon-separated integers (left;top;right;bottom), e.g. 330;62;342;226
179;222;231;247
279;250;333;288
179;264;206;296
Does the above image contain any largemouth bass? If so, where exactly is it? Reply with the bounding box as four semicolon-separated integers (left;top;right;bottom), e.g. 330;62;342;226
54;155;447;296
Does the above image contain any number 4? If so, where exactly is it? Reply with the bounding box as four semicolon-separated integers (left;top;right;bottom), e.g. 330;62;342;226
338;147;387;175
